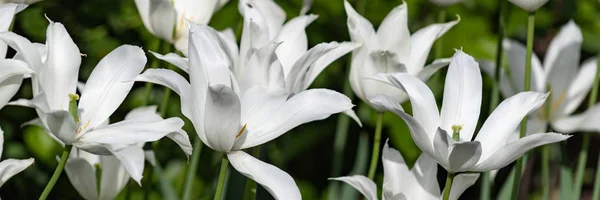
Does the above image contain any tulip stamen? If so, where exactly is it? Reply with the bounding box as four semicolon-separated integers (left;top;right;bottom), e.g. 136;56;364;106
451;125;462;141
236;123;248;138
550;90;567;116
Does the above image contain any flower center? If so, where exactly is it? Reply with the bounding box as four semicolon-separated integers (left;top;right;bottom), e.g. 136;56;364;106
452;124;463;141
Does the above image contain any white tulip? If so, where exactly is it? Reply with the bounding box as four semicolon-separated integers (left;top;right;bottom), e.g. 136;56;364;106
0;3;30;110
371;50;569;173
344;1;458;111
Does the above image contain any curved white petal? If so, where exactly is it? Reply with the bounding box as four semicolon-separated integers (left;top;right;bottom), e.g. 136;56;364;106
135;69;193;119
475;91;548;160
45;110;77;145
173;0;221;27
473;133;569;172
382;141;410;197
0;3;27;57
286;42;338;94
544;21;583;107
407;18;458;74
0;59;31;110
415;58;450;82
106;145;145;185
65;155;98;200
343;1;378;48
78;45;147;129
0;76;23;110
329;175;377;200
552;103;600;133
238;89;353;149
0;158;34;188
439;51;482;141
556;57;597;117
275;14;317;74
0;32;43;72
150;51;189;73
447;173;479;200
76;117;184;146
376;2;409;63
502;39;545;93
41;21;81;111
447;141;481;172
228;150;301;200
98;155;130;200
238;0;286;40
134;0;176;41
405;153;440;200
303;42;360;90
203;85;241;152
384;73;439;136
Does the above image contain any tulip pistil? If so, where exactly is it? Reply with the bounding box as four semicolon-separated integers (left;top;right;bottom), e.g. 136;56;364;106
452;125;462;141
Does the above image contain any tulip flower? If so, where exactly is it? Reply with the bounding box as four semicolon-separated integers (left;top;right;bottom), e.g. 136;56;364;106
136;24;354;200
1;30;192;183
481;21;599;134
0;3;30;110
508;0;548;12
0;126;34;190
134;0;229;55
0;0;40;4
344;1;458;111
371;50;569;173
330;141;478;200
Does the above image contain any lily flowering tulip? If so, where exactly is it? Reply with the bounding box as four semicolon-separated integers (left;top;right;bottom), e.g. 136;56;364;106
2;32;191;183
330;141;478;200
134;0;229;55
371;50;569;173
0;3;30;110
508;0;549;12
0;126;34;190
482;21;599;134
136;24;355;200
344;1;458;111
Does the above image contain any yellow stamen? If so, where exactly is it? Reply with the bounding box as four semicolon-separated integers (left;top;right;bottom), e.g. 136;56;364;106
550;90;567;115
236;123;248;138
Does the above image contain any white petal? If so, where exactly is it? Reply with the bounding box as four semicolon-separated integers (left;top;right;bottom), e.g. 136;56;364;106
238;0;286;40
173;0;221;26
134;0;176;41
144;150;157;167
368;95;435;157
0;59;31;109
78;45;147;129
344;1;378;49
240;42;281;93
150;51;189;73
415;58;450;81
552;103;600;133
203;85;241;152
329;175;378;200
239;2;271;69
65;156;98;200
275;14;317;74
135;69;193;119
0;158;34;188
303;42;360;90
544;21;583;107
384;73;439;136
98;155;130;200
0;32;42;72
382;141;410;197
502;39;545;93
439;51;482;141
433;127;452;169
41;21;81;111
447;173;479;200
473;133;569;171
447;141;482;172
217;28;240;74
0;76;23;110
407;18;458;74
555;57;597;117
237;89;353;149
508;0;549;12
76;117;184;146
239;86;288;133
285;42;338;94
0;3;27;57
376;2;410;63
45;110;77;145
228;150;301;200
475;91;548;160
106;145;145;185
300;0;312;15
405;153;440;200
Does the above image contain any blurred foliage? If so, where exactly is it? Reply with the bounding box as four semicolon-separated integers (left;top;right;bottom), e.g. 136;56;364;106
0;0;599;199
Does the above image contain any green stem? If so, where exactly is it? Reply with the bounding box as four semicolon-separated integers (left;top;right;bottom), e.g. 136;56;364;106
593;152;600;200
214;155;229;200
541;144;550;200
141;39;164;106
243;147;261;200
367;112;383;180
573;134;590;199
511;12;535;200
435;9;446;59
442;173;455;200
584;54;600;200
39;145;73;200
182;138;204;200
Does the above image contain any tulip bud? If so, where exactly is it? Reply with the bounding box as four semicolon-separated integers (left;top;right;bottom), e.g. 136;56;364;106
508;0;549;12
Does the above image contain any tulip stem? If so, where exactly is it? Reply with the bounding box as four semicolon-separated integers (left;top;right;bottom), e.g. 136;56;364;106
579;53;600;200
367;112;384;180
39;145;73;200
214;155;229;200
243;147;261;200
510;12;535;200
593;152;600;200
182;138;204;200
442;173;455;200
